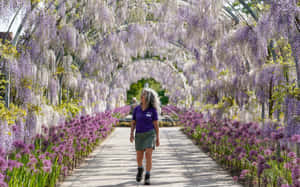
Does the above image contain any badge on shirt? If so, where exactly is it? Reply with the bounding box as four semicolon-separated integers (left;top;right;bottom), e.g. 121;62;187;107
146;112;152;118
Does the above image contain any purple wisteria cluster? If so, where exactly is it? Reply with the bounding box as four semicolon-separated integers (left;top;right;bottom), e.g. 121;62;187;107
181;110;300;187
0;111;118;187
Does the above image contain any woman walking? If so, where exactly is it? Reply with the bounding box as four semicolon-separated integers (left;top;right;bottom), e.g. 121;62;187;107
130;88;160;185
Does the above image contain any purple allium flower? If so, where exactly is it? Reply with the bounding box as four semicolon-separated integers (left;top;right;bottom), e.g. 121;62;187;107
28;144;34;151
264;149;272;156
0;173;4;181
0;157;8;172
7;160;23;171
239;153;246;160
39;154;46;160
235;146;244;154
42;159;51;167
233;176;238;182
249;150;258;157
62;166;68;176
288;152;296;159
15;153;21;159
12;125;18;132
258;155;265;163
0;148;5;158
42;159;52;173
240;169;249;179
42;125;48;134
21;147;30;155
27;156;37;169
257;163;265;176
291;135;300;143
280;144;287;151
264;164;271;169
277;177;283;186
0;181;8;187
284;163;291;170
277;157;284;163
12;140;26;150
272;130;285;140
252;162;257;167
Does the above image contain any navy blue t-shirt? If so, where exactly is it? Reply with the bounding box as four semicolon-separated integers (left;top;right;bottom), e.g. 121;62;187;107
133;105;158;133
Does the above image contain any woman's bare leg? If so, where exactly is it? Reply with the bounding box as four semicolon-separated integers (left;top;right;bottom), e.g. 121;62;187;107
136;150;144;167
145;148;153;172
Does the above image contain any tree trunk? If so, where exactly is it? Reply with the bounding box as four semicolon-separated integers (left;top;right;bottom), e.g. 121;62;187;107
261;102;265;122
58;75;63;105
268;78;273;119
4;62;10;108
293;54;300;88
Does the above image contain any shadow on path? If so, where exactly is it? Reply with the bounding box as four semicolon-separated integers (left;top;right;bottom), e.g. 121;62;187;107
59;128;241;187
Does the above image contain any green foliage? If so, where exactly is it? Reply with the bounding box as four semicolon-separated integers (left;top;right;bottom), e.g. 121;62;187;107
131;50;166;62
127;5;145;23
27;103;42;115
0;39;19;59
54;67;65;76
0;101;26;125
53;97;83;119
126;78;169;105
157;90;169;105
266;37;294;66
217;69;229;79
201;96;239;120
272;83;300;116
0;73;26;124
230;0;266;15
0;72;8;100
146;13;155;21
224;0;270;23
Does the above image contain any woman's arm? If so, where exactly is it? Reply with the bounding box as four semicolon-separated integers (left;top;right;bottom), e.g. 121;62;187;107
130;120;136;143
153;120;160;146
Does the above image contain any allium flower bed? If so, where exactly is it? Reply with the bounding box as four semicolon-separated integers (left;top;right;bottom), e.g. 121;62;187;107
181;110;300;187
0;111;117;187
112;105;131;119
161;105;181;119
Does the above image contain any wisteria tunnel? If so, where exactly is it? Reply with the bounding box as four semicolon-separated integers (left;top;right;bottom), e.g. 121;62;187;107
0;0;299;186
